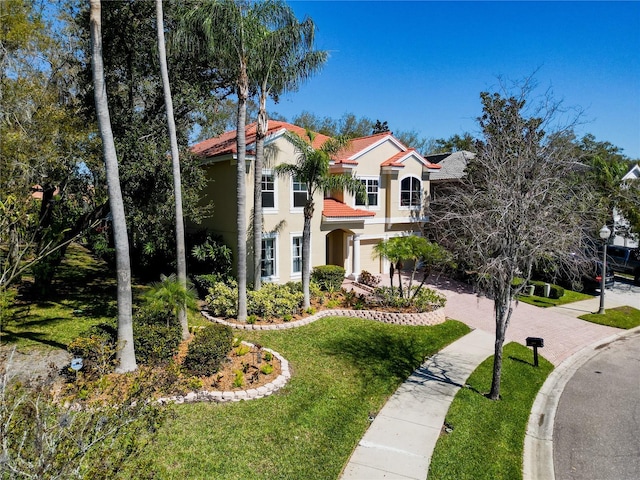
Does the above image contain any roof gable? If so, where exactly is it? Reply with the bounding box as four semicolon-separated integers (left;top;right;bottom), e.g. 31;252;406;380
190;121;330;158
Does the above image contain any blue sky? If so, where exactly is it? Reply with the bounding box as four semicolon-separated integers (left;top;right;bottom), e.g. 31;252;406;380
269;1;640;159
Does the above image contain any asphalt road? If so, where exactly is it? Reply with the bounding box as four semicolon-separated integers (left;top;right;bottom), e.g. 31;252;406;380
553;329;640;480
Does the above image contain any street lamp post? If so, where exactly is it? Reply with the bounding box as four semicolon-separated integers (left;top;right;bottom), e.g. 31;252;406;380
597;225;611;315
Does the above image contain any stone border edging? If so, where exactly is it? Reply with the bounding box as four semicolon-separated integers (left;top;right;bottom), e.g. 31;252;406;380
200;305;446;331
156;341;291;405
522;325;640;480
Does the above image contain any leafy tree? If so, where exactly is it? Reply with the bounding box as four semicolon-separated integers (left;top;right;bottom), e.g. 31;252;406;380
251;2;327;290
74;0;212;277
373;236;452;299
275;131;365;307
155;0;189;339
1;0;103;296
371;119;390;134
431;132;478;153
291;111;374;138
577;134;640;240
429;81;588;400
89;0;136;373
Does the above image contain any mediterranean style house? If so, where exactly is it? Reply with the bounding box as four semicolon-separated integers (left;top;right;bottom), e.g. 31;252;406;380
191;121;441;284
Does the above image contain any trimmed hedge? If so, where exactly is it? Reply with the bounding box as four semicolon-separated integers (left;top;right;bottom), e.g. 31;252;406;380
311;265;345;292
133;308;182;366
183;324;234;377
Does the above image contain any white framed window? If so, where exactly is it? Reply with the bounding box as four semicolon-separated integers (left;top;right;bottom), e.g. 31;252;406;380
400;176;421;208
261;170;277;212
291;234;303;276
355;177;379;208
292;176;308;209
261;234;278;280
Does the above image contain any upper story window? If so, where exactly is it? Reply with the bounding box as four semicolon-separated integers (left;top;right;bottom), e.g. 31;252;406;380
355;178;379;207
292;176;308;208
400;176;421;208
261;172;275;209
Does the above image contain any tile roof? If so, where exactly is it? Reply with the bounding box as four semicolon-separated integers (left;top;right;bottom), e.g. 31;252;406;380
322;198;376;218
190;121;331;158
332;132;390;165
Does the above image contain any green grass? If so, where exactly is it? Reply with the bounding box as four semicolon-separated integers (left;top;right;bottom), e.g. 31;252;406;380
0;243;200;350
517;289;592;308
579;306;640;329
129;317;471;480
428;342;553;480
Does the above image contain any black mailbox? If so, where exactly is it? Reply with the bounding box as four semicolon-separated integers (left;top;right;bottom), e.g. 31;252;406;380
526;337;544;348
526;337;544;367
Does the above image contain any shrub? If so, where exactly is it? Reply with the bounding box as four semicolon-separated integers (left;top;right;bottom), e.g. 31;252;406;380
248;282;303;319
205;280;238;318
232;369;244;388
527;280;565;299
207;281;303;320
411;288;447;312
68;323;117;378
260;364;274;375
183;324;233;376
311;265;345;292
192;273;225;299
133;307;182;366
358;270;380;288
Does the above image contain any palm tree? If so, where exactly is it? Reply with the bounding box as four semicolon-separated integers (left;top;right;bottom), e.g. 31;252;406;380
373;236;408;297
250;7;328;290
275;131;365;308
176;0;260;322
89;0;137;372
155;0;189;339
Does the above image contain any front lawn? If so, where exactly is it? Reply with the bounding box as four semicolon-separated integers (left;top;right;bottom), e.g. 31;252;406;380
579;306;640;329
428;342;553;480
127;317;470;479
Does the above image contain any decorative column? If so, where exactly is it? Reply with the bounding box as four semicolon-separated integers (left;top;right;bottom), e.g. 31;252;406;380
351;234;361;281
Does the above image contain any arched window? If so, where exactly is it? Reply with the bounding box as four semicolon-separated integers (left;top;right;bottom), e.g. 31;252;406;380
400;176;421;207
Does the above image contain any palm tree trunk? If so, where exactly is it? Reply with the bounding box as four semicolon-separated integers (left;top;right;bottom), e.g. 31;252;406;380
236;70;248;322
253;91;268;291
155;0;189;340
89;0;137;373
302;201;314;308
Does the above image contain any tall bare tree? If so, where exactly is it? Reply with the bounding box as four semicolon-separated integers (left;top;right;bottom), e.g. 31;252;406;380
89;0;136;372
251;7;327;290
155;0;189;339
429;80;589;399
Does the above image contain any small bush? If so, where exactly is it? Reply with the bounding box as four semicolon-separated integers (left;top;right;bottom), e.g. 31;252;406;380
205;280;238;318
263;351;273;362
192;273;225;299
235;344;250;356
527;280;565;299
68;323;118;378
411;288;447;311
311;265;345;292
260;364;274;375
358;270;380;288
248;282;304;319
133;308;182;366
232;369;244;388
183;324;233;377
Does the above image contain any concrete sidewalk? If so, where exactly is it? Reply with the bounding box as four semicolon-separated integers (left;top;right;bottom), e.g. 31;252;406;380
340;329;495;479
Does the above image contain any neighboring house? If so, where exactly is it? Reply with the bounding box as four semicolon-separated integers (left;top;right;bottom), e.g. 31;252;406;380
191;121;441;283
613;163;640;247
425;150;475;201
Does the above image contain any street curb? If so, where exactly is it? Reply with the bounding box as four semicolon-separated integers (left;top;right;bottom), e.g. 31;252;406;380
522;325;640;480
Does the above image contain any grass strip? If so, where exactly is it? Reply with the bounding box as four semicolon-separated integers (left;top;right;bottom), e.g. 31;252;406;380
130;317;470;480
516;289;592;308
428;342;553;480
579;305;640;329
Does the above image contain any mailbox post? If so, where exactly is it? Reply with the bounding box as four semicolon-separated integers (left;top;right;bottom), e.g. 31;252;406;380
526;337;544;367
